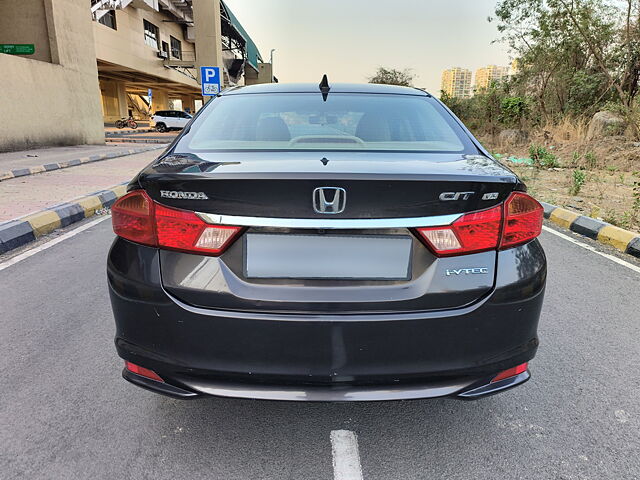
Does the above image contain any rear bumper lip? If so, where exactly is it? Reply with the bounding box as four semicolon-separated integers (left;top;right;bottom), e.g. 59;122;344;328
122;368;200;399
456;370;531;399
121;367;530;402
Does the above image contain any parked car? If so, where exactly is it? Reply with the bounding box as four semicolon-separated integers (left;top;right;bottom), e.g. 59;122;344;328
108;82;546;401
151;110;192;132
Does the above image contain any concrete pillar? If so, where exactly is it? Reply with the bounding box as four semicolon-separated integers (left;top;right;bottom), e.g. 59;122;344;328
193;0;223;103
99;80;121;122
181;96;196;114
151;89;169;113
116;81;129;118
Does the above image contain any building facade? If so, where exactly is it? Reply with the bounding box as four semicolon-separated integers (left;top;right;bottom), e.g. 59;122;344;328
440;68;472;99
474;65;510;92
0;0;271;151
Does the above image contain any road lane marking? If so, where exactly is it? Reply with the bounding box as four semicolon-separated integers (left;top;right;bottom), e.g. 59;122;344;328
331;430;364;480
0;216;110;272
542;225;640;274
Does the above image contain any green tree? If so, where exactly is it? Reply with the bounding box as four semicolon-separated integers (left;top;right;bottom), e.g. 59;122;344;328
368;67;415;87
493;0;640;119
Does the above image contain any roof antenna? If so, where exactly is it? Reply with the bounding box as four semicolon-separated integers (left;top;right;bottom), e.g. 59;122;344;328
319;74;330;101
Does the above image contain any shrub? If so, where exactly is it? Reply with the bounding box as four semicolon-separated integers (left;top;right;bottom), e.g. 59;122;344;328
529;145;559;168
585;152;598;169
569;170;586;195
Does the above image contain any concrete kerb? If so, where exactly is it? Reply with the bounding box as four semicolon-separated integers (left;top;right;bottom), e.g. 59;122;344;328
540;201;640;258
104;138;171;144
0;183;128;255
105;128;156;136
0;145;164;182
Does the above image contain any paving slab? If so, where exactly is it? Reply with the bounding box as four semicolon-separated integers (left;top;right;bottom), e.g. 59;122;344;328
0;149;160;221
0;144;156;172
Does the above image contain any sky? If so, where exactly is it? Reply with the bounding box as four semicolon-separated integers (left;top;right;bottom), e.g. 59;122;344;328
223;0;512;95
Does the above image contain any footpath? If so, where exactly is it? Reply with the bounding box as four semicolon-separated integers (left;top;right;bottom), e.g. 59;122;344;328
0;144;165;253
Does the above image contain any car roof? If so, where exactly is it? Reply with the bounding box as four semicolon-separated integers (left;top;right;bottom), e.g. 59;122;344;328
221;83;431;97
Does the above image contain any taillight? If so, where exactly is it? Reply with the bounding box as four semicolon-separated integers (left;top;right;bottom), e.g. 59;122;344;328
417;205;502;256
111;190;241;255
416;192;543;256
111;190;157;246
500;192;543;249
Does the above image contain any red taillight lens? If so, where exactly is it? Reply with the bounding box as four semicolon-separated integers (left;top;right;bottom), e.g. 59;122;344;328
417;205;502;256
111;190;241;256
416;192;543;256
155;203;241;255
500;192;543;249
491;362;528;383
125;361;164;383
111;191;157;246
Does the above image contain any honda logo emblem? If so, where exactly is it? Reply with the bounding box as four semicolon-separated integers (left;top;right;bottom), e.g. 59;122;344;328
313;187;346;214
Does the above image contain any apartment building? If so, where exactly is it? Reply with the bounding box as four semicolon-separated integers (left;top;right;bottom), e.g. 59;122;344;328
474;65;510;91
440;68;473;99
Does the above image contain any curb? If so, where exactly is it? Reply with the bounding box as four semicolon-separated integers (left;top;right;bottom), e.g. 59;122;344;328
105;128;155;136
541;202;640;258
105;138;171;144
0;145;164;183
0;183;127;254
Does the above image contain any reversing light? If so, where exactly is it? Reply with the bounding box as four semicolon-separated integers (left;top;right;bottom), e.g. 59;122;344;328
125;361;164;383
491;362;528;383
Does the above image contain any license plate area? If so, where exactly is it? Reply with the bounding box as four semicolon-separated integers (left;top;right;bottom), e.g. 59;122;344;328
244;233;413;280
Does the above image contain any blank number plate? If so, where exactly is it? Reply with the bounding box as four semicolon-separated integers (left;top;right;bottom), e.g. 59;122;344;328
244;234;412;280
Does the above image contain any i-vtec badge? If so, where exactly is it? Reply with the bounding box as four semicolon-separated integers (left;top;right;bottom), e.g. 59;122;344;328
160;190;209;200
439;191;475;201
446;267;489;276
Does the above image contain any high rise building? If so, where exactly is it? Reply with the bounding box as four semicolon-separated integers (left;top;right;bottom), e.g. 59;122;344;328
474;65;510;91
440;68;473;98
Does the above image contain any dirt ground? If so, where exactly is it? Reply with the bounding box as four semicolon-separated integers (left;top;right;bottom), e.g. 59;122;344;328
479;132;640;233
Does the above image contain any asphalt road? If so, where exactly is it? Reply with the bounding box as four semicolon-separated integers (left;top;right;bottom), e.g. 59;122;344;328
1;218;639;480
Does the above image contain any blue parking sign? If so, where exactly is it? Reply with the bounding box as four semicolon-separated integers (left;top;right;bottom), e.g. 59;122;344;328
200;66;221;96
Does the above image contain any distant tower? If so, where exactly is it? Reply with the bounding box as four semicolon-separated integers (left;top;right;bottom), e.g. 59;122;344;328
441;68;473;98
474;65;511;92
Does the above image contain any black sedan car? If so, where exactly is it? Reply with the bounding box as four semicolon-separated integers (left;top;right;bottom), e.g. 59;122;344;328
107;81;546;401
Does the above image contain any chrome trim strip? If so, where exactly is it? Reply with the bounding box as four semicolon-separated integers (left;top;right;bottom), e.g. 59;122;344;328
196;212;462;229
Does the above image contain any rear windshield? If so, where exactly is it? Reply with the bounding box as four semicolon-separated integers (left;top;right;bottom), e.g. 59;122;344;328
185;93;475;153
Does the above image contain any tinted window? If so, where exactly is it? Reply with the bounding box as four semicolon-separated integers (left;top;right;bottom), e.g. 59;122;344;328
186;93;474;152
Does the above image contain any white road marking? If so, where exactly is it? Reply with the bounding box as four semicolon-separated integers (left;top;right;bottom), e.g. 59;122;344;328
0;216;111;272
542;225;640;274
331;430;364;480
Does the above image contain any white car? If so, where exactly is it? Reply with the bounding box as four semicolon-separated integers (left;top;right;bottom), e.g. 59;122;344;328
151;110;192;132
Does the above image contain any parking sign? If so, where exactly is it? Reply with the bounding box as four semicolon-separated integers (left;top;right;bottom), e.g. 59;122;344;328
200;66;221;96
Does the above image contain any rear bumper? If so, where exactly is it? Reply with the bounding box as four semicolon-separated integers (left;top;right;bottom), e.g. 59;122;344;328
122;365;531;401
108;238;546;401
